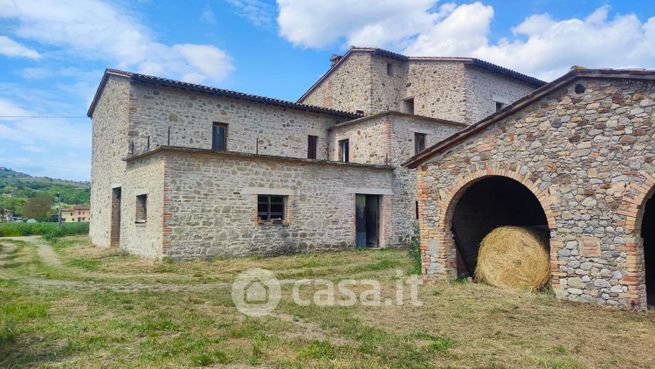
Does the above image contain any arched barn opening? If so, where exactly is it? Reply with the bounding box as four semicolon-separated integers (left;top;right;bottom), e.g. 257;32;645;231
450;176;550;278
641;194;655;307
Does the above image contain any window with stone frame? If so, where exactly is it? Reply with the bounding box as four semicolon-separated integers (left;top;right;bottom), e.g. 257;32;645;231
212;122;228;151
338;139;349;163
403;97;414;114
136;194;147;224
308;135;318;159
495;101;506;112
257;195;286;223
414;132;426;154
386;63;393;76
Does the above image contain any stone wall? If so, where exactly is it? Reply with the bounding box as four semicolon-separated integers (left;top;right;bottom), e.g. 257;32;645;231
388;115;463;243
300;50;538;124
300;53;373;114
129;83;346;160
405;61;469;123
89;75;132;247
416;77;655;309
370;56;408;113
332;112;463;244
159;150;394;259
464;66;537;123
121;154;165;257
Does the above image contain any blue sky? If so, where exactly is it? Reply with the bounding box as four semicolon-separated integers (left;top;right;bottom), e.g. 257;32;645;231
1;0;654;180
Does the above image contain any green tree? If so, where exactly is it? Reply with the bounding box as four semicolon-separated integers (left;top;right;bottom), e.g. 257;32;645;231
0;197;26;216
22;194;54;220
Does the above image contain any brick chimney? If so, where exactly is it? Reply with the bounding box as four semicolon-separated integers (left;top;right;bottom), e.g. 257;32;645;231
330;54;343;67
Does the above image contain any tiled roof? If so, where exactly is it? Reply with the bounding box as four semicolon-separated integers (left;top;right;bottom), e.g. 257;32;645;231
297;47;547;102
87;69;362;119
403;67;655;169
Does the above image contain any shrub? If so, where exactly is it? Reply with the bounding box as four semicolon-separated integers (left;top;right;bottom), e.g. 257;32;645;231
407;225;422;275
0;222;88;238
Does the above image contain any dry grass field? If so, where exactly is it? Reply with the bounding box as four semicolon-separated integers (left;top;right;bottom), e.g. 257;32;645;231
1;235;654;369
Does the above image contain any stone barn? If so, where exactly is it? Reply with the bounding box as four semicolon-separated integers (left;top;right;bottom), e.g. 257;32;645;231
405;68;655;310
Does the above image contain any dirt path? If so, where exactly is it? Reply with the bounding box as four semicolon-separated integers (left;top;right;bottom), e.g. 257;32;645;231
0;240;18;279
3;236;61;267
0;236;234;292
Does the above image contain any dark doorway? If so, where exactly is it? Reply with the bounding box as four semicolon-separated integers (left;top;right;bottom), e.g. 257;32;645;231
356;194;380;248
641;194;655;306
111;187;121;247
450;176;549;278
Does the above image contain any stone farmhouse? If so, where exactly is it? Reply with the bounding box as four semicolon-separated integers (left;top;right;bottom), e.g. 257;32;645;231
405;68;655;310
88;47;543;259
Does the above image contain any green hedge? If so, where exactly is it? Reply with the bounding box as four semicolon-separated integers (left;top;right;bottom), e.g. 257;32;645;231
0;222;89;239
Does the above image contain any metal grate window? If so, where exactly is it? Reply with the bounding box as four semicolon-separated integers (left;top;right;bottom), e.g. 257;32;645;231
257;195;285;222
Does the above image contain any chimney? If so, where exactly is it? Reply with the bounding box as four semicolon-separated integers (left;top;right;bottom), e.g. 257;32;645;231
330;54;343;67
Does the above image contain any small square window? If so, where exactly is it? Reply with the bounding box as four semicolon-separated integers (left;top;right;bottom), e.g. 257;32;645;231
495;101;505;112
403;98;414;114
136;194;147;224
258;195;286;223
386;63;393;76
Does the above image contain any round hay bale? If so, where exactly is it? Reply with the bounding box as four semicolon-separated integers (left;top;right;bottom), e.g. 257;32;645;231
475;226;550;290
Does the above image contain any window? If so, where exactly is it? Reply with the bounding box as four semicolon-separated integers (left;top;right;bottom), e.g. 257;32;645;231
495;101;505;112
136;194;147;224
308;135;318;159
386;63;393;76
212;123;228;151
415;133;426;154
338;139;349;163
403;98;414;114
258;195;285;222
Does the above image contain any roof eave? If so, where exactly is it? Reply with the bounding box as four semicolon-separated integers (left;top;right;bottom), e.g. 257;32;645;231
87;69;132;118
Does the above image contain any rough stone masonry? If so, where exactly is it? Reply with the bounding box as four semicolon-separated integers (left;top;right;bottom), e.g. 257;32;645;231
405;68;655;310
89;47;536;262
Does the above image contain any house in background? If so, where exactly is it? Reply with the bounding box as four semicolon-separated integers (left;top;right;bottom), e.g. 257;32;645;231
87;47;543;259
61;205;90;222
0;208;13;222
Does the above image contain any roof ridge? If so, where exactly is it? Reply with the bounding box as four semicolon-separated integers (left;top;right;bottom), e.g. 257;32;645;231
297;46;546;102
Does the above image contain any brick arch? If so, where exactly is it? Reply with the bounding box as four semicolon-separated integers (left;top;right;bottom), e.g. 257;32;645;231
431;162;559;279
617;172;655;308
623;172;655;236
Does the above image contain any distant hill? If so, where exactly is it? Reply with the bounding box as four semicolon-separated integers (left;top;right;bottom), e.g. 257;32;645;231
0;167;89;188
0;167;90;216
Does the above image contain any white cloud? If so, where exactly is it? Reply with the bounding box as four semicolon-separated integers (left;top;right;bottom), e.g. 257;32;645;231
276;1;655;80
404;2;493;56
469;6;655;80
0;35;40;58
277;0;437;49
0;0;234;83
200;5;216;23
0;97;91;180
228;0;275;29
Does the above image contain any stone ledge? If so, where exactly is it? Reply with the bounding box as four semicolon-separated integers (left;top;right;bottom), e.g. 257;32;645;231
125;146;395;170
